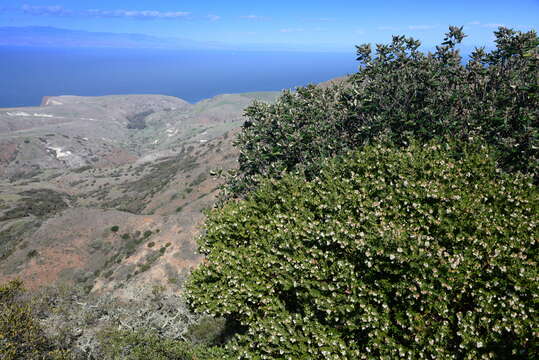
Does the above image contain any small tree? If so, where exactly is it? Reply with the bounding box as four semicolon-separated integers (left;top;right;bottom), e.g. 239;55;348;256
188;142;538;359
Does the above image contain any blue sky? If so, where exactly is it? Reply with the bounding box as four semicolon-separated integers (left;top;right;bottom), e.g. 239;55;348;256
0;0;537;51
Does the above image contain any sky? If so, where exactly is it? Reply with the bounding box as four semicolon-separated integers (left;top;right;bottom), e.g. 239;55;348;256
0;0;538;51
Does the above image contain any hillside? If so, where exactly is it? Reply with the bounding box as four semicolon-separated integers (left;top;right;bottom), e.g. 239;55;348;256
0;91;280;297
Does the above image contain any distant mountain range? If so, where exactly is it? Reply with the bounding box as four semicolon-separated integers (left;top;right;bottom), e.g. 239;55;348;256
0;26;355;52
0;26;492;54
0;26;229;50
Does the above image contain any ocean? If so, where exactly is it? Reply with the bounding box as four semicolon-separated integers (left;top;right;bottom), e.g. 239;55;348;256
0;46;357;108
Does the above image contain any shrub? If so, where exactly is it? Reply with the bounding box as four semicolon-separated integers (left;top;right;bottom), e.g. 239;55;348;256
27;249;38;258
190;172;208;187
72;165;92;174
0;220;38;261
185;316;227;346
121;235;147;258
1;189;71;221
187;142;538;359
99;328;227;360
110;225;119;232
138;263;151;273
0;280;71;360
229;26;538;197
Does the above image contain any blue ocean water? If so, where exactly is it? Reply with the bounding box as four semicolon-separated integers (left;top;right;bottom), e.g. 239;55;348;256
0;46;358;108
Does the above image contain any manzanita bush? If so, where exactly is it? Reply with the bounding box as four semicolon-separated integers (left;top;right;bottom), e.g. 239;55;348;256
227;26;538;197
187;142;538;359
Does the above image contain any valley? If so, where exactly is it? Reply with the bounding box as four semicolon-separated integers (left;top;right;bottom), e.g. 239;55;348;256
0;91;280;297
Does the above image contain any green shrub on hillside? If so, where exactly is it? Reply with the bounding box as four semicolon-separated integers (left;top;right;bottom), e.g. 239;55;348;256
0;280;71;360
228;26;538;197
99;328;228;360
187;142;538;359
1;189;71;221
